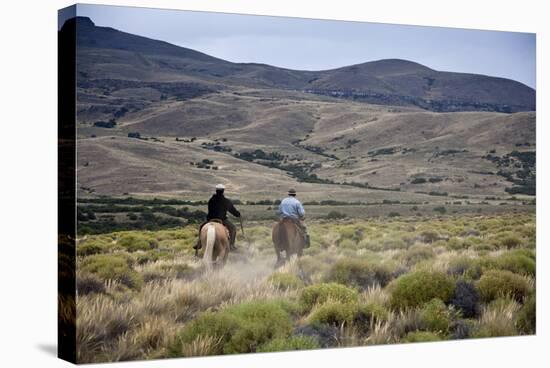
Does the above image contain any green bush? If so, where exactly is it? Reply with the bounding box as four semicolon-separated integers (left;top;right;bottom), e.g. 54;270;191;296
491;251;536;276
419;298;451;333
326;211;347;220
420;230;440;243
338;226;364;242
268;272;305;290
79;254;143;290
257;335;320;352
445;237;466;250
77;242;104;257
117;234;158;252
158;263;196;280
307;301;387;331
390;270;455;309
325;258;391;289
401;246;435;266
447;256;482;280
307;301;358;326
516;294;536;334
493;232;524;248
477;270;530;302
170;301;293;355
403;331;442;343
338;239;357;249
300;283;359;312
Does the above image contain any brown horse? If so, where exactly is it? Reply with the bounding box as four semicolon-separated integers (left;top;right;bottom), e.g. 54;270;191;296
199;221;230;269
272;218;306;267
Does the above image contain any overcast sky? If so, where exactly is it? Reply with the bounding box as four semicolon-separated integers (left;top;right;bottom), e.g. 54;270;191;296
63;4;536;88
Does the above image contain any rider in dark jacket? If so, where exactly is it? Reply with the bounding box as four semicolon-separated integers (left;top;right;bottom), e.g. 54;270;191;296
194;184;241;251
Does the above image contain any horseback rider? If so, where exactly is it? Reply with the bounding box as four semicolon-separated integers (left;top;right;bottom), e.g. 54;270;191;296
193;184;241;251
278;188;310;247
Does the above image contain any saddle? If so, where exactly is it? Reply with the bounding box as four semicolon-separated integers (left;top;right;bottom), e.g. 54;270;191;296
280;217;305;236
207;219;230;239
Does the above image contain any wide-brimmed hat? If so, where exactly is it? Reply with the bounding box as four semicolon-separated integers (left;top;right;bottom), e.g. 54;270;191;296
288;188;297;195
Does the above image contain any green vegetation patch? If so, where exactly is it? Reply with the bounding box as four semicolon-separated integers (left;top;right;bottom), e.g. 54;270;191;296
403;331;442;343
267;272;305;290
390;270;455;309
117;233;158;252
477;270;530;302
325;258;391;289
419;298;452;334
80;254;143;290
300;283;359;312
170;300;293;355
516;293;536;335
307;301;387;330
257;335;320;352
487;250;536;276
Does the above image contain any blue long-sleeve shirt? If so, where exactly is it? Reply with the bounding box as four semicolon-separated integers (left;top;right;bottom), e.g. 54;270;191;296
278;196;305;220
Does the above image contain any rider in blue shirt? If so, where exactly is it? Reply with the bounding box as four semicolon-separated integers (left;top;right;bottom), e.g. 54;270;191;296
278;188;310;247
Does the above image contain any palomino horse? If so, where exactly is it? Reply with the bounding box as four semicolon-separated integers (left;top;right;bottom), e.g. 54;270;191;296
199;220;230;269
272;218;306;267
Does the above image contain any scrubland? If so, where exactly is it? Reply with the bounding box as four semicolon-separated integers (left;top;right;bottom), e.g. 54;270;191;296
73;213;536;363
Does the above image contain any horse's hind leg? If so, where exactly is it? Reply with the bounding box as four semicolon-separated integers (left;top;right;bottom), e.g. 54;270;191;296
220;245;229;268
274;248;284;268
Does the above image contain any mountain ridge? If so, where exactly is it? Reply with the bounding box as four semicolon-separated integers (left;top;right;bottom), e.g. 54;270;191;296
68;16;536;113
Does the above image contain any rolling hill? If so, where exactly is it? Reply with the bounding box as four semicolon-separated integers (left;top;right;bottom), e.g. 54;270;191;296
62;16;536;201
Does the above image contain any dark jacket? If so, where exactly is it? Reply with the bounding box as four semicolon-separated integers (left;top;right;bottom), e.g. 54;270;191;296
207;193;240;221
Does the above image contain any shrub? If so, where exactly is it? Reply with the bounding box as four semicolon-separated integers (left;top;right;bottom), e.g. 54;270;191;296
449;280;480;318
390;271;455;309
158;263;196;280
477;270;530;302
516;293;536;334
79;254;143;290
268;272;304;290
300;283;359;312
326;211;347;220
338;226;364;243
447;257;482;280
411;177;427;184
420;230;440;243
450;319;475;339
170;301;293;355
307;301;387;332
433;206;447;214
496;233;524;249
491;251;536;276
117;234;158;252
77;242;104;257
325;258;392;289
445;237;465;250
338;239;357;249
257;335;320;352
403;331;442;343
76;272;105;295
401;246;435;266
307;301;358;326
294;324;339;348
419;298;451;333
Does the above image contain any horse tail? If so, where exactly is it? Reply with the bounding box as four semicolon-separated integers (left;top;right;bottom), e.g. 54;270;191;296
203;224;216;269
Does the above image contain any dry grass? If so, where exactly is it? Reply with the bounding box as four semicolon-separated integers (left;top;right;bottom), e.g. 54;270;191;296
75;213;535;362
474;298;521;337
